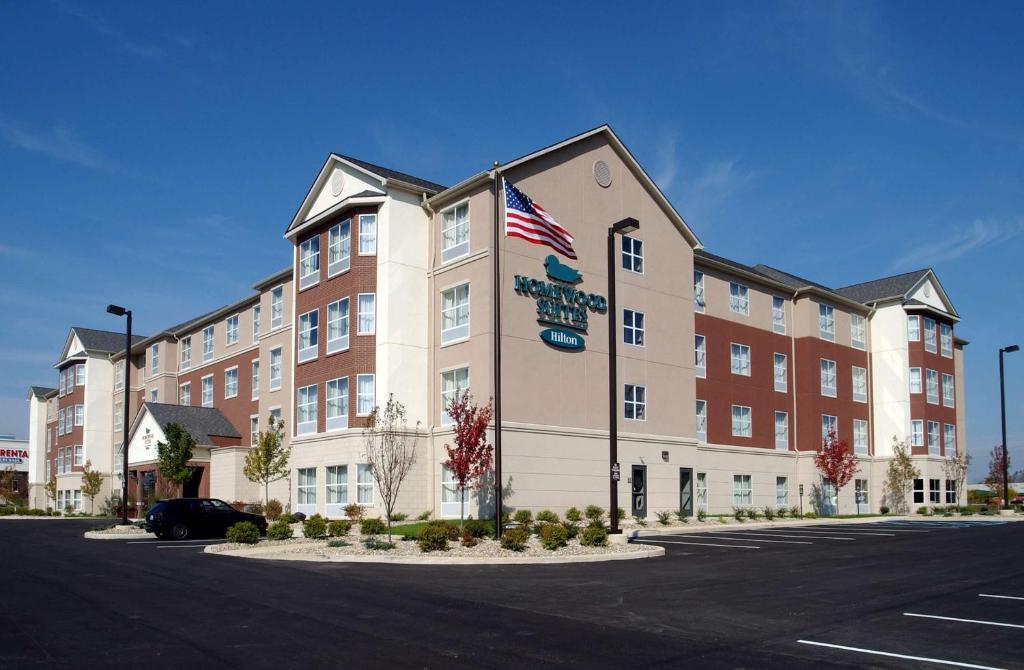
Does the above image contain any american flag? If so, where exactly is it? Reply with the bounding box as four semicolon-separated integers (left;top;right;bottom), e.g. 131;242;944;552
503;179;577;259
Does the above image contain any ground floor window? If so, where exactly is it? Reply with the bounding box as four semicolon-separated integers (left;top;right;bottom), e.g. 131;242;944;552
696;473;708;513
297;468;316;505
929;478;941;504
820;479;837;516
73;490;81;511
913;478;924;504
357;464;373;505
776;476;788;508
441;465;467;517
855;479;869;509
945;479;957;504
733;474;752;505
326;465;347;505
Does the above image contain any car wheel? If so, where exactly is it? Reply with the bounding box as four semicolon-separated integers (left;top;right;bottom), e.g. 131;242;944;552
171;523;190;540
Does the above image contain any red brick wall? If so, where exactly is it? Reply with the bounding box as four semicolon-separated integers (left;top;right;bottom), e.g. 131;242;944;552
793;337;870;453
176;349;259;446
908;315;957;455
56;362;85;474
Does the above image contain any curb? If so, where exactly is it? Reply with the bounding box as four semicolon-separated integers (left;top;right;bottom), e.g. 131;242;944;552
83;531;156;540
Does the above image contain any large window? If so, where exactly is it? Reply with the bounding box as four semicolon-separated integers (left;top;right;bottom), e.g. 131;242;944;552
326;377;348;431
730;343;751;376
821;414;838;441
923;317;937;353
694;271;705;312
269;347;282;391
299;235;320;289
150;344;159;374
440;367;470;426
852;366;867;403
202;326;214;362
358;214;377;255
913;478;924;504
696;473;708;513
440;284;470;344
251;361;260;400
201;376;213;407
115;360;125;391
624;384;646;421
774;353;787;392
226;315;239;345
179;383;190;406
441;203;469;262
180;336;191;371
909;367;922;394
942;373;955;408
819;304;835;341
820;359;837;397
776;476;789;508
911;419;924;447
357;374;375;416
944;423;956;456
327;465;348;505
621;236;643;273
114;401;123;431
855;479;869;508
357;464;374;504
774;411;788;450
298;310;319;363
926;369;939;404
75;364;85;386
695;400;707;441
623;309;644;346
74;444;83;466
328;219;351;276
927;420;940;455
327;298;350;354
731;405;752;438
853;419;869;455
729;282;749;315
772;296;785;334
271;286;284;329
252;305;261;343
358;294;376;335
297;468;316;505
733;475;752;506
250;416;259;446
695;335;706;378
75;405;84;426
297;385;318;435
224;367;238;399
940;323;953;358
907;315;920;341
945;478;957;505
441;464;467;517
929;478;941;504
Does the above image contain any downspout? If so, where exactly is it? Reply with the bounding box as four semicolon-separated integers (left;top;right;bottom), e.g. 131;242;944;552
422;192;439;517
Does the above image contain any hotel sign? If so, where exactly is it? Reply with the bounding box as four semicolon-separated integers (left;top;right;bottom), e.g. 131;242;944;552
513;255;606;350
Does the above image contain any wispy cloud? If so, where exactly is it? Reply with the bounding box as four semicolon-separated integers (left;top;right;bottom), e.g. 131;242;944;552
891;218;1024;270
680;159;756;227
653;131;679;191
51;0;162;59
0;117;106;169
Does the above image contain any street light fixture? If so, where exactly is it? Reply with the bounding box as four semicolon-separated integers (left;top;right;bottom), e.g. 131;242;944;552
1000;344;1019;510
107;304;132;525
607;217;639;535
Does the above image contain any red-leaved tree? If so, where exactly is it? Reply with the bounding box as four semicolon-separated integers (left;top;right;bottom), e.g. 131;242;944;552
814;430;859;516
443;392;494;530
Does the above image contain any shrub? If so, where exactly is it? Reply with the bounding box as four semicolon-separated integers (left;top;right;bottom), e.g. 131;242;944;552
747;508;760;521
655;510;672;525
303;514;327;539
327;520;352;537
327;539;349;548
697;509;707;522
565;507;582;524
417;524;451;552
674;508;688;522
464;519;494;538
539;523;568;550
513;509;533;526
789;506;800;519
500;526;531;551
537;509;559;524
584;505;605;524
580;525;608;547
226;521;260;544
344;503;365;521
733;507;746;522
389;512;409;523
917;506;931;516
291;512;307;522
415;510;431;521
425;519;459;541
360;517;387;535
962;507;975;516
561;521;579;539
762;506;775;521
264;499;283;520
980;505;990;515
267;519;293;541
363;538;395;551
461;530;479;547
247;501;264;515
777;507;788;519
880;505;890;515
634;516;648;527
804;511;817;519
616;507;626;523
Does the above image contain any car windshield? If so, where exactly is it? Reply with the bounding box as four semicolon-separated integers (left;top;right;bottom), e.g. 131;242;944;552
207;499;233;511
147;501;168;515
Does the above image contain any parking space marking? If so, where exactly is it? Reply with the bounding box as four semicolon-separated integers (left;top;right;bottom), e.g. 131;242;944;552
773;528;897;536
633;538;760;549
903;613;1024;629
979;594;1024;601
693;534;812;544
796;640;1005;670
126;539;223;544
713;530;855;541
157;543;220;549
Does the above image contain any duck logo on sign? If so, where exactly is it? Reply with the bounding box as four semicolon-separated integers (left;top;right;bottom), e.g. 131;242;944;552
513;256;606;351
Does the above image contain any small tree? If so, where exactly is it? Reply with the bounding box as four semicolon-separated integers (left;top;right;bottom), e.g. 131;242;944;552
984;445;1009;502
157;423;195;496
0;467;22;506
814;430;858;516
80;461;103;515
362;395;420;543
44;479;57;508
943;450;970;507
442;392;494;531
244;415;290;505
884;437;920;514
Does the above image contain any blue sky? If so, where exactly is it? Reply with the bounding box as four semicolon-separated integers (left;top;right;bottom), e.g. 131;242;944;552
1;1;1021;479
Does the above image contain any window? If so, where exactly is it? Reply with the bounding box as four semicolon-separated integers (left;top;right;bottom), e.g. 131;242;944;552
75;405;84;426
297;468;316;505
58;408;65;435
201;376;213;407
179;336;191;370
251;361;260;400
621;236;643;273
202;326;214;362
944;423;956;456
730;343;751;376
853;419;869;455
926;369;939;404
733;475;752;505
942;373;954;408
115;360;125;391
114;401;123;431
297;385;318;435
223;367;238;399
821;414;838;441
696;473;708;513
624;384;646;421
327;298;350;353
74;444;83;466
851;314;866;349
852;366;867;403
150;344;159;374
357;464;374;504
774;353;787;392
59;371;66;395
776;477;789;508
774;411;788;450
358;214;377;255
940;324;953;357
927;420;940;455
695;400;707;441
250;416;259;446
73;490;81;511
298;310;319;362
441;464;466;517
441;203;469;262
269;407;282;426
63;448;70;473
911;420;924;447
909;367;922;394
327;465;348;505
326;377;349;431
75;364;85;386
923;317;937;353
913;478;925;504
772;296;785;334
440;285;469;344
819;304;835;341
820;359;837;397
357;374;375;416
623;309;645;346
226;314;239;345
357;293;376;335
271;286;284;329
855;479;869;508
299;235;320;289
945;479;957;504
149;389;158;402
694;271;705;312
694;336;706;378
269;347;282;391
731;405;752;438
179;383;190;406
729;282;749;315
929;478;941;504
907;315;920;341
328;219;351;275
252;306;261;342
440;367;470;426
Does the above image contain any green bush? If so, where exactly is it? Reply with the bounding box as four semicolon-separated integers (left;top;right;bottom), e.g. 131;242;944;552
655;510;672;525
962;507;975;516
561;521;579;539
464;519;494;538
674;508;689;522
425;519;460;540
565;507;582;524
697;509;707;522
500;526;531;551
536;509;559;524
789;506;800;518
264;499;283;520
345;503;365;521
513;509;533;526
917;506;931;516
580;525;608;547
415;510;431;521
327;520;352;537
303;514;327;539
417;523;451;552
327;539;349;548
461;529;479;547
804;511;817;519
617;507;626;523
747;508;760;521
539;523;568;550
733;507;746;522
389;512;408;522
777;507;788;519
634;515;648;527
360;517;387;535
0;506;14;516
584;505;605;524
763;506;775;521
363;538;395;551
267;519;293;541
226;521;260;544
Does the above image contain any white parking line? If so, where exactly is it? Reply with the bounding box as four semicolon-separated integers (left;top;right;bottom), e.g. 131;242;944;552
979;594;1024;601
714;530;855;541
157;544;219;549
633;538;760;549
126;539;223;544
695;534;812;545
774;528;896;536
797;640;1005;669
903;613;1024;629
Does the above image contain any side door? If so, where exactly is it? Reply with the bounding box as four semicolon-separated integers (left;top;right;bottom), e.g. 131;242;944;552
679;468;694;517
631;465;647;519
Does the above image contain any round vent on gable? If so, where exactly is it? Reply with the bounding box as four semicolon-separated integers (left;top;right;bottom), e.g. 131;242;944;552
330;168;345;196
593;160;612;188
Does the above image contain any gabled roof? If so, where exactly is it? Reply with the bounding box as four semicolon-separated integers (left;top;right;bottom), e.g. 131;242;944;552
252;266;293;291
834;269;932;303
140;402;240;444
72;327;147;354
752;264;834;293
333;155;447;193
28;386;57;400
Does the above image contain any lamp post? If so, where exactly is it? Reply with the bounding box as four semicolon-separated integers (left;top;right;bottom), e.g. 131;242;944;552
107;304;132;525
999;344;1018;510
607;217;639;535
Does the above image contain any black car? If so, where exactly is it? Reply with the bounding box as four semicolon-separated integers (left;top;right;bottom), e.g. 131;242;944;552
145;498;267;540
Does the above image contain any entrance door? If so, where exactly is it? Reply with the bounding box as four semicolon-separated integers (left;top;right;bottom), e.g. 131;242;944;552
679;468;694;517
631;465;647;518
183;467;202;498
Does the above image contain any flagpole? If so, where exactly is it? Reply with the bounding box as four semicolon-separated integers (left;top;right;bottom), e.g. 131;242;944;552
492;162;503;540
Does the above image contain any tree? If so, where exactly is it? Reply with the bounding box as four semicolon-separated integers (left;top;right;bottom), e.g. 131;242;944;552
442;392;494;530
884;437;920;514
243;415;290;504
813;430;858;516
362;395;420;543
0;466;22;506
942;450;970;507
157;423;195;496
80;461;103;515
984;445;1009;501
44;479;57;509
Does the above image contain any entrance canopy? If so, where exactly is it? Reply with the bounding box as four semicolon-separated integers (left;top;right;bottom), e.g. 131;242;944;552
127;402;240;467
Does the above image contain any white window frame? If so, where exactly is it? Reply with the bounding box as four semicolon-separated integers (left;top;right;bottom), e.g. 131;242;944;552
923;317;937;353
851;314;866;350
358;214;377;255
356;374;375;417
821;414;838;441
695;400;707;441
440;284;470;345
75;364;85;386
909;367;922;394
326;465;348;507
201;375;214;407
297;385;318;435
944;423;956;456
225;314;239;346
623;309;645;347
695;335;706;379
251;360;260;401
150;344;159;374
114;401;123;431
927;420;940;455
926;369;939;405
357;463;374;505
299;235;320;289
250;415;259;446
624;384;646;421
731;405;752;438
325;377;349;432
942;373;954;408
149;389;158;402
820;359;837;397
328;219;352;276
819;303;835;341
940;323;953;358
270;286;284;330
621;236;643;274
440;367;470;426
179;336;191;371
911;419;924;447
297;309;319;363
357;293;376;335
774;353;787;392
441;202;470;263
297;467;317;506
74;444;83;466
269;347;282;391
733;474;752;506
75;404;84;426
730;343;751;377
114;360;125;391
326;297;350;354
907;315;920;341
693;271;705;313
772;296;786;334
179;383;191;406
202;326;214;362
697;472;708;513
852;366;867;403
223;367;238;399
729;282;749;316
853;419;869;455
252;305;261;343
774;411;788;450
776;476;789;508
